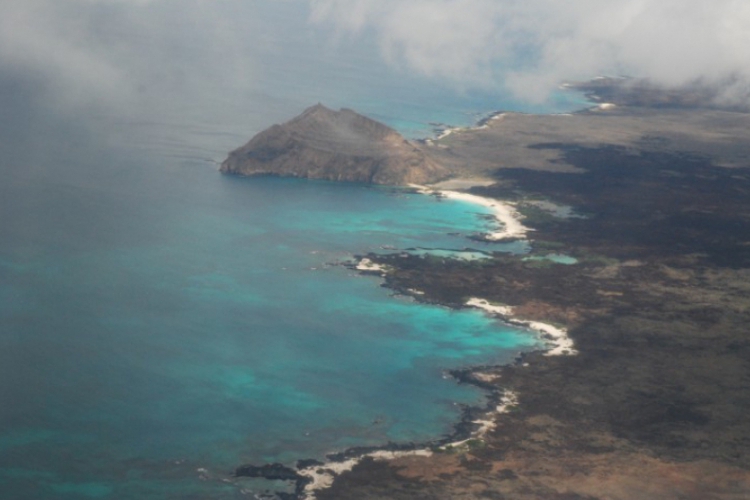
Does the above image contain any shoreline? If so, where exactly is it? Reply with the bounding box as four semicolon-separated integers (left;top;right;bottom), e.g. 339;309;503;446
238;111;575;500
424;111;508;143
235;353;525;500
290;248;574;499
234;95;606;498
409;183;531;241
242;83;750;499
262;356;529;500
292;108;581;494
466;298;577;357
278;290;575;500
242;257;575;499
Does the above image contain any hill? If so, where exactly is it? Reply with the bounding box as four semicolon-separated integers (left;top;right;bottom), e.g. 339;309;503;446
220;104;449;185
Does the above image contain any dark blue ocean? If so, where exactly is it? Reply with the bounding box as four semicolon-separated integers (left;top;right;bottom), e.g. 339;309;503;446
0;3;589;497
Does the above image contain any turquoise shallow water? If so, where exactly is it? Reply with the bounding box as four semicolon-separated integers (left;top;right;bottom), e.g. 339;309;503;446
0;164;541;499
0;4;589;492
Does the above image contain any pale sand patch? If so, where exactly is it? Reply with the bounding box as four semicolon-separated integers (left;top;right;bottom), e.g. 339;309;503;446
496;390;519;414
527;320;577;357
408;184;433;196
466;297;514;316
355;258;387;274
467;297;577;357
298;458;360;494
429;178;497;190
473;371;501;383
436;127;459;139
368;449;433;460
298;450;433;499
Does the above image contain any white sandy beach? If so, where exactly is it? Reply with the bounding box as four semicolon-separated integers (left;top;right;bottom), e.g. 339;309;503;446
466;297;577;357
410;184;531;241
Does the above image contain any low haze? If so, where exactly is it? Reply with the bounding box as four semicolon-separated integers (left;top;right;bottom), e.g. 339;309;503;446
3;0;749;122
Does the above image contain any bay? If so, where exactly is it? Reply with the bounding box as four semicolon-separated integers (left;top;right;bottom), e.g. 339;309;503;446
0;3;589;497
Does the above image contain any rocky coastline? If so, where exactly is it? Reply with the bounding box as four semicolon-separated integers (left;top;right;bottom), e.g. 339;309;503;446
225;79;750;499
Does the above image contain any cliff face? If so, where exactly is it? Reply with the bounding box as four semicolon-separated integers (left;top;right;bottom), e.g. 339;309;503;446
220;104;450;185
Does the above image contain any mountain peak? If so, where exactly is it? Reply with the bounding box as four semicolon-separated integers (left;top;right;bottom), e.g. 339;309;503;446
299;103;332;117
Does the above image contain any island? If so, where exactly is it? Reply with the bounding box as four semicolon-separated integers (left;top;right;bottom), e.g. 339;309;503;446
221;79;750;499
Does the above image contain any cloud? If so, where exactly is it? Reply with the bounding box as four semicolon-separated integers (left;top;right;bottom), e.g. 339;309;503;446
0;1;127;108
3;0;748;123
310;0;508;85
309;0;750;104
0;0;264;117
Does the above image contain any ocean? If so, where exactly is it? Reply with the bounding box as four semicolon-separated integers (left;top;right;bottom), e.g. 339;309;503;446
0;3;588;498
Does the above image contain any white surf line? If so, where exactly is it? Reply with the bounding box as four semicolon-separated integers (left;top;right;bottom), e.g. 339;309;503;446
299;398;527;500
436;126;459;139
434;112;507;140
468;390;519;439
296;347;520;499
297;449;433;500
433;388;520;453
410;184;531;242
297;371;523;499
466;298;577;357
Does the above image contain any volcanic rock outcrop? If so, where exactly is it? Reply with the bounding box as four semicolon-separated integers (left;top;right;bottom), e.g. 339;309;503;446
220;104;450;185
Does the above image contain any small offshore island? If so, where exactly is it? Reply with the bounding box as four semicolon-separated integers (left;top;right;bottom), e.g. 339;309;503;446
221;79;750;499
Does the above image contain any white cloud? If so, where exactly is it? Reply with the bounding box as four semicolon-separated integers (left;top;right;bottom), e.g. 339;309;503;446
309;0;750;103
3;0;749;117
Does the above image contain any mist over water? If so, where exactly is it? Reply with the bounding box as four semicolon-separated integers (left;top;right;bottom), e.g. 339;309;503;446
0;2;592;498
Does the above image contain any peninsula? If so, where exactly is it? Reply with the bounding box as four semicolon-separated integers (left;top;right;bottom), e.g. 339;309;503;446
222;79;750;499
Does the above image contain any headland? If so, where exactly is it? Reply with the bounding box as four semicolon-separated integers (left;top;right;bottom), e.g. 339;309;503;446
220;104;449;185
223;79;750;499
